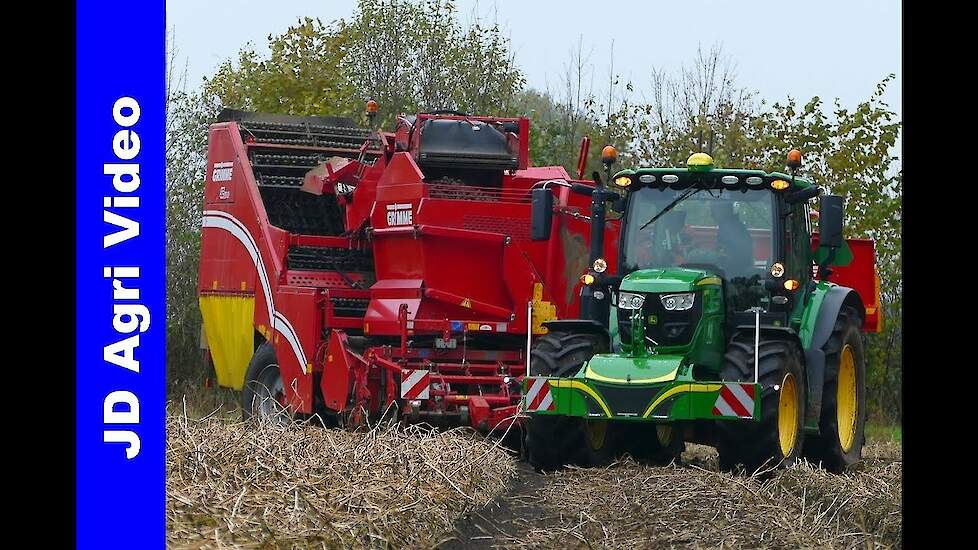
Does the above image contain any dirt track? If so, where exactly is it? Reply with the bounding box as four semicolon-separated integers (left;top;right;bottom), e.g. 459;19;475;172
441;443;902;549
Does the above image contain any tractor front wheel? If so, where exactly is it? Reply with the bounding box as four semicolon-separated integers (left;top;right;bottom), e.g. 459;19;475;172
241;343;291;424
524;331;613;471
716;336;806;473
804;306;867;472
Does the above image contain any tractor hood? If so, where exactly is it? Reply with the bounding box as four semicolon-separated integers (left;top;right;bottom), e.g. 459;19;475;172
611;267;726;371
618;267;719;293
582;353;683;385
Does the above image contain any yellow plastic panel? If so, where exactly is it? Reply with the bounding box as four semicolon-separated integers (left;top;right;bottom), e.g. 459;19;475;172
199;295;255;390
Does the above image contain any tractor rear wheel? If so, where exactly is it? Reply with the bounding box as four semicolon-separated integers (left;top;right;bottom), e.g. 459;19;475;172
804;306;867;472
241;343;291;424
524;331;614;471
716;335;806;473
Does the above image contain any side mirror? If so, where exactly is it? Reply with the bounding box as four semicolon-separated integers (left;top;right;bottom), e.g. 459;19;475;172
531;188;554;241
611;194;626;213
818;195;845;249
785;185;821;205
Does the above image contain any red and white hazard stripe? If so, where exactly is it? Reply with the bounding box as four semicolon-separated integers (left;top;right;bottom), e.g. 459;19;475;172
524;377;555;412
400;369;430;400
712;383;756;419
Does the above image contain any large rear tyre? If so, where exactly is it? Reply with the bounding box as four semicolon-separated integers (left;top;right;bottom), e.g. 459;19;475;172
804;306;867;472
716;335;806;473
241;343;291;424
524;331;614;471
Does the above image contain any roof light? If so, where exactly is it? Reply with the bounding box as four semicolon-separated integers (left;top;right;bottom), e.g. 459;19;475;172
639;174;656;184
366;99;379;114
614;176;632;187
746;176;763;185
601;145;618;165
721;175;739;185
771;179;790;190
787;149;802;169
662;174;679;184
686;152;714;171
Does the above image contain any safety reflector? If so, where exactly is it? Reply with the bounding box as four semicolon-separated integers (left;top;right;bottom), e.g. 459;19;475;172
524;377;555;412
712;383;756;418
400;369;430;400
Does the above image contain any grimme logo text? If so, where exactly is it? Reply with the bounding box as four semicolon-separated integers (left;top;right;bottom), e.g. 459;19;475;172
386;203;413;226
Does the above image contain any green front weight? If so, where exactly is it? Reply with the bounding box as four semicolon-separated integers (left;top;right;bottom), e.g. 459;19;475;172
523;377;762;422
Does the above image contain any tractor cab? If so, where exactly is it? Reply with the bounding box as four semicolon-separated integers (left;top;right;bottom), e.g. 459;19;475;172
608;153;827;349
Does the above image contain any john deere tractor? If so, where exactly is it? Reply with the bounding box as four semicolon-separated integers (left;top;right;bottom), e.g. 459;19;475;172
524;148;873;473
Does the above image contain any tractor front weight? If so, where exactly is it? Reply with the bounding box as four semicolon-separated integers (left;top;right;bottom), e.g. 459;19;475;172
523;360;761;424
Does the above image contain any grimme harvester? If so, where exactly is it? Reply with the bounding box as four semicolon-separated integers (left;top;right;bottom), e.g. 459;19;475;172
521;149;882;472
198;106;617;433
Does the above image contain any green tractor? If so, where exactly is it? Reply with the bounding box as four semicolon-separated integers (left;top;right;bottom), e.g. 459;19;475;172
524;149;880;473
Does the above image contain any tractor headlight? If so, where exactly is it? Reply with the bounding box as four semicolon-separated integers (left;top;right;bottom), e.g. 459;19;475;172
617;291;645;310
660;292;695;311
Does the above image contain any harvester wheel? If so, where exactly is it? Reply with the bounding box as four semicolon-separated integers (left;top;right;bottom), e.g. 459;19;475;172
618;423;684;465
716;336;806;473
241;343;291;424
804;306;867;472
525;331;613;470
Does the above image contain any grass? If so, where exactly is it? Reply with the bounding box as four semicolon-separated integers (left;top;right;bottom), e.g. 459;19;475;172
167;380;240;420
865;421;902;444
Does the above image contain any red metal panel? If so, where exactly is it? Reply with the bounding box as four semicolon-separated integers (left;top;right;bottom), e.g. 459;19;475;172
811;236;881;332
272;286;320;414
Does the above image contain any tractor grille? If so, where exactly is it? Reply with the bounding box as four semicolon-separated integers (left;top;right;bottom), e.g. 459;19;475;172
618;291;703;348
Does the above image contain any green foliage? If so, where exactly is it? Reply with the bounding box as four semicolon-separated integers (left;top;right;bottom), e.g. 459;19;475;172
207;18;359;117
204;1;524;126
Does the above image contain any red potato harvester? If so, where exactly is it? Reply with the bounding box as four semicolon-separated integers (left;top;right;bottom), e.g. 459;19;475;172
197;105;619;432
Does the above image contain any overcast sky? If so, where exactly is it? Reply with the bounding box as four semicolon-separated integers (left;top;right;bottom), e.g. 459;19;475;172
167;0;901;123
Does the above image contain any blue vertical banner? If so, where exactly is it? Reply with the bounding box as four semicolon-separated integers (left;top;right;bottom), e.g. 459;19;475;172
76;1;165;548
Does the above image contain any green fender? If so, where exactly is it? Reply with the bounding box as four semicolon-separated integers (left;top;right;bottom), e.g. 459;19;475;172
800;284;865;429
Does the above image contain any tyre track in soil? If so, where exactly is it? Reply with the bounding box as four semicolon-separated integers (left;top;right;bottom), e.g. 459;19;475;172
439;461;555;549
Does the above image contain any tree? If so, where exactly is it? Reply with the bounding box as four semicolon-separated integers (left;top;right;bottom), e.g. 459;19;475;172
204;1;525;126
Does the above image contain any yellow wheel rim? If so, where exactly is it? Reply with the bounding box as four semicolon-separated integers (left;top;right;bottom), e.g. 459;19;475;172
656;424;672;446
778;372;799;457
837;344;858;452
585;420;607;450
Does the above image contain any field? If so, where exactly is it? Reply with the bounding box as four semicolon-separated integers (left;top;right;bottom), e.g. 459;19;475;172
166;388;901;549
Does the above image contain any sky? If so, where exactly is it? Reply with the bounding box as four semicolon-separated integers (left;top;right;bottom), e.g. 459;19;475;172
167;0;901;124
